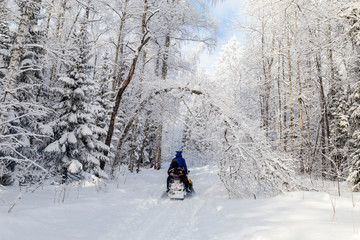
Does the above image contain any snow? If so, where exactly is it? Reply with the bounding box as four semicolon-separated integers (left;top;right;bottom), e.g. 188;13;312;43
38;123;53;136
67;132;77;144
20;58;33;67
68;113;77;123
80;125;92;137
68;160;82;174
59;133;68;145
0;48;10;56
20;135;30;148
43;141;60;152
1;165;360;240
74;87;85;97
60;77;75;86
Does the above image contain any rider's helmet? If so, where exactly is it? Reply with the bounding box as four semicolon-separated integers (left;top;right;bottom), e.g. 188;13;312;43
171;158;178;166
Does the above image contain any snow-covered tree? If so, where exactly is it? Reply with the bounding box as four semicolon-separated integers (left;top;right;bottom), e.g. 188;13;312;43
0;0;50;186
234;0;360;179
344;5;360;191
348;80;360;191
213;36;244;105
94;52;113;139
345;7;360;46
176;46;215;166
0;0;12;81
328;78;350;181
17;0;45;88
181;93;214;164
44;19;108;183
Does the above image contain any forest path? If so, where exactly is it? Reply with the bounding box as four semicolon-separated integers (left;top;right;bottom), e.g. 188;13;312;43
0;165;226;240
100;165;224;240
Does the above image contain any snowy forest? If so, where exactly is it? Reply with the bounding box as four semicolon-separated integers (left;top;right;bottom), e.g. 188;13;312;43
0;0;359;200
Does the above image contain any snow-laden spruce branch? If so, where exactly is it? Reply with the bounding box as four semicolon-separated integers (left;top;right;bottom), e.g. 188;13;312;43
0;153;48;175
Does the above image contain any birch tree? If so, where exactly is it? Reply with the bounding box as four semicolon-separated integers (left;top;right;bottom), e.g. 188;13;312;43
0;0;51;186
0;0;11;81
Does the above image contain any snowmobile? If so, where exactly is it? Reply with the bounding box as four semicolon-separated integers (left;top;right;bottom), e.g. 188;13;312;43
167;171;193;200
167;178;187;200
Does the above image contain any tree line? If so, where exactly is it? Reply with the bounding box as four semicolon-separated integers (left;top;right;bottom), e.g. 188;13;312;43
2;0;359;198
221;0;360;194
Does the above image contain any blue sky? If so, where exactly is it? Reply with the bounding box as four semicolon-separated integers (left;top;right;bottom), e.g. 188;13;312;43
198;0;245;73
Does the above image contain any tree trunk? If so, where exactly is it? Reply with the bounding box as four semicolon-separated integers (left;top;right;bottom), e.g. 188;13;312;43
154;124;163;170
286;12;294;152
295;10;304;173
277;41;283;149
45;0;55;37
305;56;314;174
266;36;274;137
282;52;288;151
55;0;66;38
49;0;67;85
101;35;150;170
111;118;135;177
65;8;81;42
129;117;139;173
315;53;330;178
137;118;149;173
161;35;171;80
328;24;335;83
5;2;31;94
260;19;268;137
112;0;129;92
153;31;171;170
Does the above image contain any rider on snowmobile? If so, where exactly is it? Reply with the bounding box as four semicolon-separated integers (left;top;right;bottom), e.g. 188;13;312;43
167;151;193;192
170;151;188;173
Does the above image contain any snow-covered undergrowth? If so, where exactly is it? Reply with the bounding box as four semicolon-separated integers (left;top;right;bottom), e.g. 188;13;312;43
1;165;360;240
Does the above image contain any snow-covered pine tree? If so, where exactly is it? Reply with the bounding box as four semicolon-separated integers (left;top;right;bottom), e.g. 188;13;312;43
346;6;360;191
140;118;155;169
92;52;112;172
93;52;112;143
348;79;360;191
346;8;360;46
44;19;108;183
328;78;350;181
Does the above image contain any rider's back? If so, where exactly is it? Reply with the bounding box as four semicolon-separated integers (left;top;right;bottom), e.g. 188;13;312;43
172;151;188;173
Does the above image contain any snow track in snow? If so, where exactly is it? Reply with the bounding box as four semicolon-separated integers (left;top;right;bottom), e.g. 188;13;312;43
100;166;217;240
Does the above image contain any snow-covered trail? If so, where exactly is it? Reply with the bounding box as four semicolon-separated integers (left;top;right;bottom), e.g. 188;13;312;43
101;166;223;240
1;165;360;240
0;166;223;240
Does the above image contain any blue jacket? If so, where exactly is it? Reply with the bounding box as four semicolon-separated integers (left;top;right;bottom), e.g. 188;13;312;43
170;151;188;173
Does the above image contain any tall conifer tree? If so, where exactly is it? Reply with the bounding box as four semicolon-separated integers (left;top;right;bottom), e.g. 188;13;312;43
45;19;108;182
